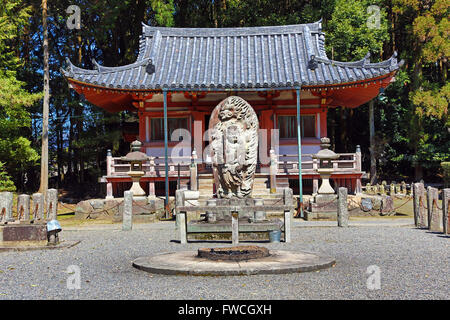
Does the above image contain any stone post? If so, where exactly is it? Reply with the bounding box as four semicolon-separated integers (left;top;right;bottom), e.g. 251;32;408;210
427;186;441;232
390;183;395;196
379;184;385;195
0;192;14;223
17;194;30;221
122;190;133;231
284;188;293;243
32;193;45;221
190;149;198;191
175;190;187;244
413;183;427;228
231;211;239;245
46;189;58;221
148;157;156;197
269;149;277;193
355;145;362;171
106;149;114;199
337;187;348;227
401;181;407;195
443;189;450;235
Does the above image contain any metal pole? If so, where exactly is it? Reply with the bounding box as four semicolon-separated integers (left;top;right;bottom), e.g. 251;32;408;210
163;90;170;218
296;88;304;218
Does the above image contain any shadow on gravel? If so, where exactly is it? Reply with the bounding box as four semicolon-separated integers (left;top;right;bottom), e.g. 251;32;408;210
425;231;446;235
169;239;273;244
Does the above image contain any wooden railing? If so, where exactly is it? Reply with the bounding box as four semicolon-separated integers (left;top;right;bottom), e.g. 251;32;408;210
106;149;362;178
107;155;192;177
276;152;362;175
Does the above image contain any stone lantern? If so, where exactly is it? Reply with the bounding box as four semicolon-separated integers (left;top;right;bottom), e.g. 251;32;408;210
121;140;149;198
313;137;340;194
307;137;340;220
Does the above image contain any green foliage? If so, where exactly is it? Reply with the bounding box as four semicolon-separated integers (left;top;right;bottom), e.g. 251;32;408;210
0;0;41;186
442;162;450;187
0;162;16;192
326;0;389;61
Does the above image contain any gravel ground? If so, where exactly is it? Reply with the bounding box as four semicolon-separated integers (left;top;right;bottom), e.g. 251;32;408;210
0;218;448;300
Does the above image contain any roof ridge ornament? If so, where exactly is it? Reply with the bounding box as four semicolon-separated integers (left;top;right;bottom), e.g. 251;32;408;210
308;55;318;70
145;59;155;75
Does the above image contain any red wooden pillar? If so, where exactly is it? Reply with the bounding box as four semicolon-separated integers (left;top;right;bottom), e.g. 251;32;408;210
320;107;328;138
137;101;146;150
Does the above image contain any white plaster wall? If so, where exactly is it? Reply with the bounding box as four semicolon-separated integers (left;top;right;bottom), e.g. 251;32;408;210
278;144;320;156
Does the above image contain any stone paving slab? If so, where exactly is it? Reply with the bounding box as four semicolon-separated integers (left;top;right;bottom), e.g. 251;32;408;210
132;250;335;276
0;240;81;252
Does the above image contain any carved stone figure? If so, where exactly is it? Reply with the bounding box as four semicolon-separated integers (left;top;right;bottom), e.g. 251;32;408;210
209;96;258;198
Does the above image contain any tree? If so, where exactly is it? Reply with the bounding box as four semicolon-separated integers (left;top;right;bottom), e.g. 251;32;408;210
38;0;49;194
0;162;16;192
0;0;41;190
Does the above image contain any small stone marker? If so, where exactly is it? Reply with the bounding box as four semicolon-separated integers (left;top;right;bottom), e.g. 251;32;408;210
390;184;395;196
380;195;394;216
284;188;293;242
0;192;14;223
443;189;450;235
401;181;407;195
427;186;441;232
379;184;385;195
32;193;44;221
189;162;197;191
122;191;133;231
337;187;348;227
413;183;427;228
46;189;58;221
17;194;30;221
175;190;187;244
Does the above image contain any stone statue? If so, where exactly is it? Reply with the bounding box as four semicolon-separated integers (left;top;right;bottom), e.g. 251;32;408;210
209;96;258;198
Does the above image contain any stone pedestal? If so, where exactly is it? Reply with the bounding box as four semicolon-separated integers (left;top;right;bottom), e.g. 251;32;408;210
0;224;47;246
128;171;146;197
307;194;338;220
317;169;334;194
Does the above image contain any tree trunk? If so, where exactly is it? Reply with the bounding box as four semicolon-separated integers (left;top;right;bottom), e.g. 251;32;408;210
38;0;49;194
369;100;377;184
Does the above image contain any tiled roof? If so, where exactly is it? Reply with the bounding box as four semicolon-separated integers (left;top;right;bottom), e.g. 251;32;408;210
63;21;403;90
